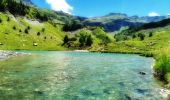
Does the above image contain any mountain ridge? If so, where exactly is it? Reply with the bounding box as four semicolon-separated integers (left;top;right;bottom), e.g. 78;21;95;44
83;13;170;32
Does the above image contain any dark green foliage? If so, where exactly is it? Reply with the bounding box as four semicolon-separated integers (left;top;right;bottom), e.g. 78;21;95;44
138;33;145;41
7;17;10;21
63;35;69;44
19;29;22;32
0;0;50;21
132;34;136;38
24;29;29;34
79;34;86;47
86;35;93;46
0;18;2;23
42;28;45;32
63;20;83;32
0;0;30;16
13;26;16;30
69;37;77;41
37;32;41;36
149;32;153;37
34;9;48;21
27;26;31;30
0;0;7;12
44;36;47;39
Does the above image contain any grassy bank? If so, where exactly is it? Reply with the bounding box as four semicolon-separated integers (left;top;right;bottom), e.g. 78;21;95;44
154;47;170;86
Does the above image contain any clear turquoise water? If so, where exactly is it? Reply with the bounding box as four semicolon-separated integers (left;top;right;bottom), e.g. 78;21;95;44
0;51;164;100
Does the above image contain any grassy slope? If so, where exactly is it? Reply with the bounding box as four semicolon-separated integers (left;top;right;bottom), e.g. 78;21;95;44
0;12;64;50
105;26;170;54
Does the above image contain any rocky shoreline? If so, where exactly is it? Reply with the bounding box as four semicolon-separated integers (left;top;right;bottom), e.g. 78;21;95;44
0;50;29;60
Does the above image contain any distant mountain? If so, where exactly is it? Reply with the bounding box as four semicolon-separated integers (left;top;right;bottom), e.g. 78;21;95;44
83;13;170;32
15;0;33;5
22;0;33;5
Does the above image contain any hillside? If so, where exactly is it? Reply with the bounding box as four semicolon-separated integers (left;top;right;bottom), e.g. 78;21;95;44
0;12;65;50
0;0;87;50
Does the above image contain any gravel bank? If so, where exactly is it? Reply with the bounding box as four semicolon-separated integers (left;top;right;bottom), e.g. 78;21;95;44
0;50;28;60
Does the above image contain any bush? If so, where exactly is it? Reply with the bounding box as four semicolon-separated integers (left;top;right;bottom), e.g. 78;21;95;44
13;26;16;30
42;28;45;32
24;29;29;34
63;35;69;44
37;32;41;36
86;35;93;46
154;48;170;81
27;26;31;30
44;36;47;39
0;18;2;23
138;33;145;41
149;32;153;37
132;34;136;38
7;17;10;21
19;29;22;32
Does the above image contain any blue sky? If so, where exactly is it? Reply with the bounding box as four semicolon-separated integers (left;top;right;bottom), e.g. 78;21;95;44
31;0;170;17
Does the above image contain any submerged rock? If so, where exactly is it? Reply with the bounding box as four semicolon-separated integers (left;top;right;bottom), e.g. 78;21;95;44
135;89;150;94
139;71;146;75
34;89;44;95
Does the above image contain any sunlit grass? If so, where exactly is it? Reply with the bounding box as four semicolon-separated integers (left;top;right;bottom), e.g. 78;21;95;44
154;47;170;82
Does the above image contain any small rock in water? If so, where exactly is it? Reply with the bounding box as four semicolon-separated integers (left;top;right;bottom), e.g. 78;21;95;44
124;94;132;100
139;71;146;75
135;89;149;94
34;89;44;95
103;88;111;94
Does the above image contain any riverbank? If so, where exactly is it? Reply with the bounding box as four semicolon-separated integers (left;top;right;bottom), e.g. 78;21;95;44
0;50;29;60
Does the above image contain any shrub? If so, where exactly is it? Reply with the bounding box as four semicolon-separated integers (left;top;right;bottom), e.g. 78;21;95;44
154;48;170;81
132;34;136;38
37;32;41;36
7;17;10;21
138;33;145;41
27;26;31;30
63;35;69;44
13;26;16;30
149;32;153;37
24;29;29;34
19;29;22;32
44;36;47;39
0;18;2;23
42;28;45;32
86;35;93;46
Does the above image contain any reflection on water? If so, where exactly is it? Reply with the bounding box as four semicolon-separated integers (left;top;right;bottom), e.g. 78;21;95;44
0;51;164;100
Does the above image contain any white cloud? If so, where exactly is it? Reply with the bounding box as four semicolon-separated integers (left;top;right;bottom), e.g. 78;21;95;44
168;13;170;16
46;0;73;14
148;12;160;17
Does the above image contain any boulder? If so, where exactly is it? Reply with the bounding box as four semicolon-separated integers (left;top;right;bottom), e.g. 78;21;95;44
33;43;38;46
139;71;146;75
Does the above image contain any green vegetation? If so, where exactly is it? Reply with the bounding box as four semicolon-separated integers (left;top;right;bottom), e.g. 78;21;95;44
0;13;64;50
154;48;170;80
